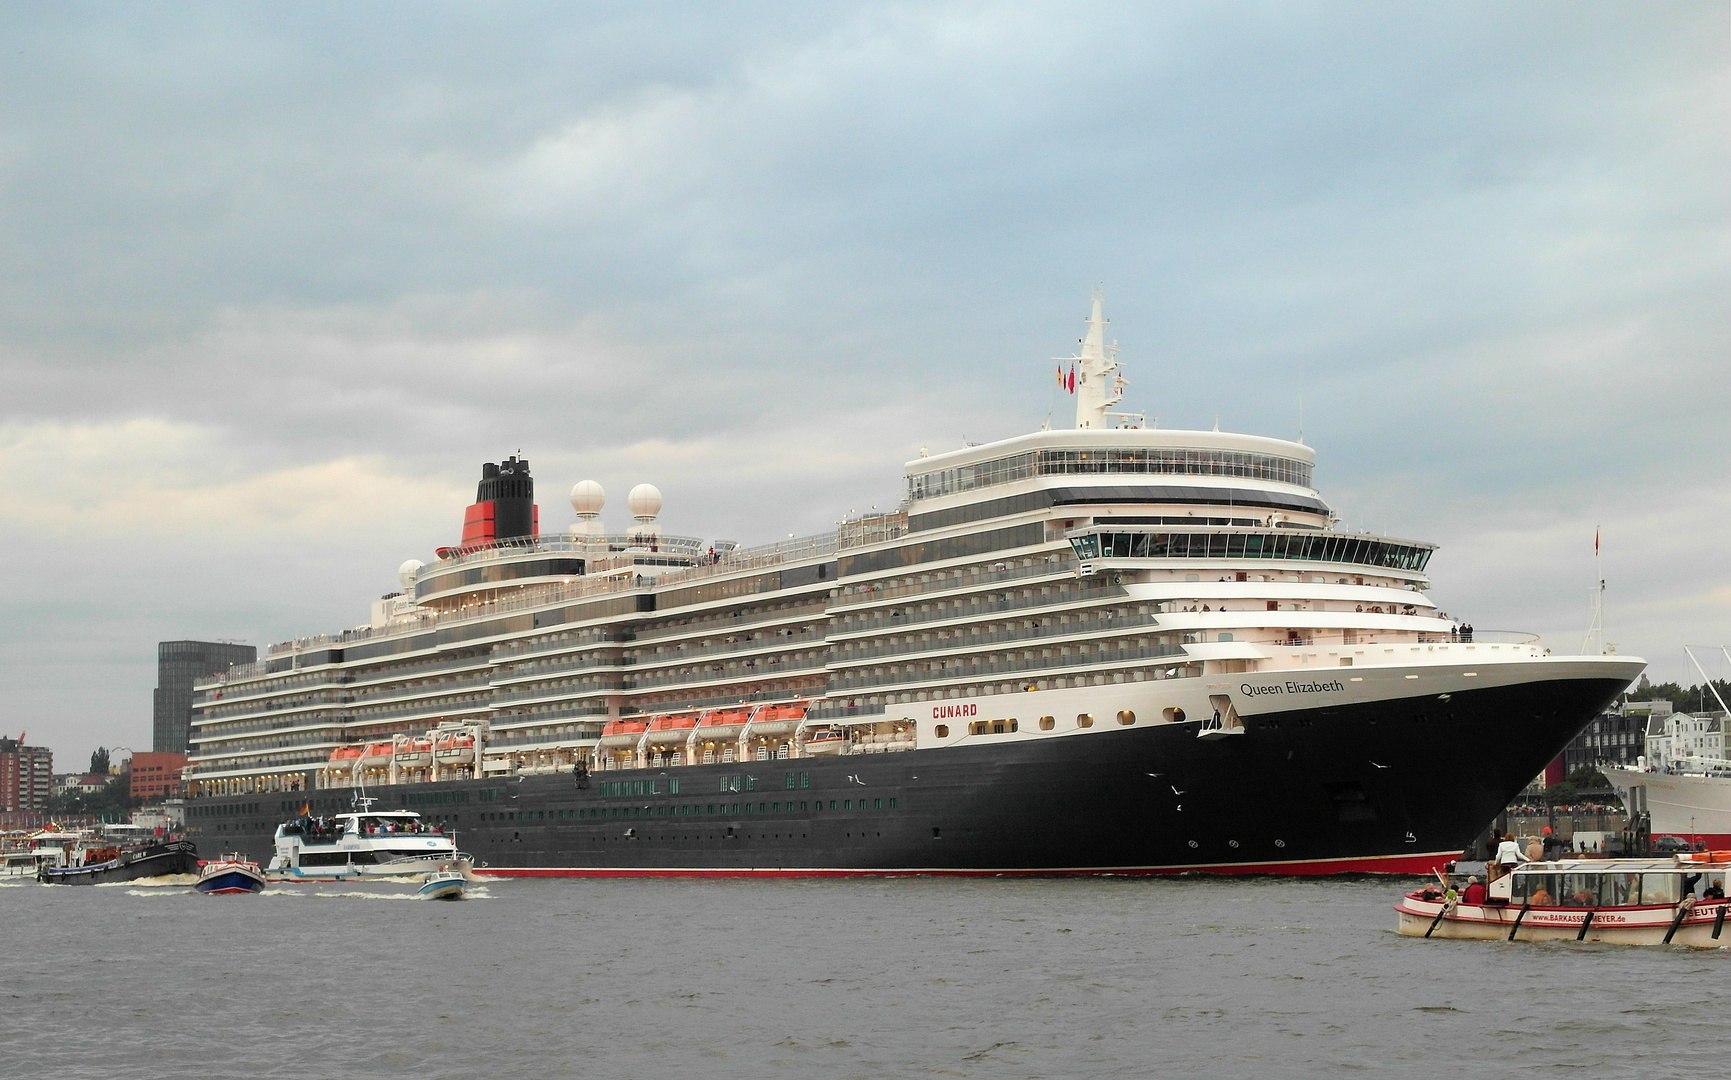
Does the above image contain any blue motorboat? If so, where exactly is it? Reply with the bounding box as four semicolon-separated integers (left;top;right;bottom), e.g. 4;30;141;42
417;871;466;900
195;855;266;895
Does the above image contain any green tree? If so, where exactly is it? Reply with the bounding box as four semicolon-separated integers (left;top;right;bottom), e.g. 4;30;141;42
89;747;110;775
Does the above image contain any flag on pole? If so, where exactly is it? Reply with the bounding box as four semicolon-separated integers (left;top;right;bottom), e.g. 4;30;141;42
1594;528;1600;555
1067;363;1076;393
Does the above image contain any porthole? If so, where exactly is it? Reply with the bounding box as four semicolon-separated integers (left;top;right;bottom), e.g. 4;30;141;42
1077;714;1094;728
1274;839;1286;848
1187;840;1199;848
1117;710;1136;726
1162;707;1186;723
1228;840;1240;848
934;724;949;738
1038;716;1055;731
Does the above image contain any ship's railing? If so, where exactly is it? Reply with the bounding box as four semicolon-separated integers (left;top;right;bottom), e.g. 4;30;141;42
629;600;830;645
428;533;707;572
834;612;1160;664
830;556;1073;609
830;577;1127;636
826;643;1187;693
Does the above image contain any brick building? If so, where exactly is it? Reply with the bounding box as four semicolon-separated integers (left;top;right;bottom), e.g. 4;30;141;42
0;735;53;814
128;751;189;801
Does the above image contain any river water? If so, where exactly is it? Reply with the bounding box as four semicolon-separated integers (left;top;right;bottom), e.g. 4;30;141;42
5;873;1727;1079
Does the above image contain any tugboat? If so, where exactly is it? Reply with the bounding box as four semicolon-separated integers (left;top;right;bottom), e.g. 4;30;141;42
265;799;469;882
37;837;199;885
1396;852;1731;946
195;854;267;894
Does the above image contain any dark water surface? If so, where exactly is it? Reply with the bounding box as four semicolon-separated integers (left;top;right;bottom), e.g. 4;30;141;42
6;874;1727;1079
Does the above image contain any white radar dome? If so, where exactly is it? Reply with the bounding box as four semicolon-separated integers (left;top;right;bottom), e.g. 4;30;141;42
627;483;663;519
396;559;425;591
569;480;605;515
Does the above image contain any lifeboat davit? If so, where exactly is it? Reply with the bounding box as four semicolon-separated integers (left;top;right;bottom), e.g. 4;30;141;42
747;703;807;735
326;745;363;774
433;733;476;765
395;736;433;768
359;742;395;768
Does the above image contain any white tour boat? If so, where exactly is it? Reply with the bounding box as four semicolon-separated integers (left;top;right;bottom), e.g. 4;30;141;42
1396;853;1731;946
265;800;470;882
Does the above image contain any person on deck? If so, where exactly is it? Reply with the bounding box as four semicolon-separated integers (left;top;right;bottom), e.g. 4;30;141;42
1525;836;1544;862
1528;884;1555;906
1706;879;1726;901
1492;832;1524;879
1462;876;1488;904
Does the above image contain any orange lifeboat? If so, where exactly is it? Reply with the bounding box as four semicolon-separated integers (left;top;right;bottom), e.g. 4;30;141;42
359;742;395;767
747;703;807;735
644;714;698;745
327;745;363;774
598;718;649;749
396;736;434;768
698;709;751;730
433;732;476;765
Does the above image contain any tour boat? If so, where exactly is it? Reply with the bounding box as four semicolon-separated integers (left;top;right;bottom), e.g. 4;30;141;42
264;801;470;882
195;854;266;894
1396;853;1731;946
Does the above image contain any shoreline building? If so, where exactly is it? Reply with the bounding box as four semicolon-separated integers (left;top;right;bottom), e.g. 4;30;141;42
0;735;53;824
153;640;257;754
128;751;190;801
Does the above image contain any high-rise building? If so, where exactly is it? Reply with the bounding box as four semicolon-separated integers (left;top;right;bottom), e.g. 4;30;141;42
153;640;256;754
0;735;52;814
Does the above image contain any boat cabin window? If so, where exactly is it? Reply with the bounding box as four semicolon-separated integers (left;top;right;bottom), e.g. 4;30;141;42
1557;874;1601;907
1642;873;1681;906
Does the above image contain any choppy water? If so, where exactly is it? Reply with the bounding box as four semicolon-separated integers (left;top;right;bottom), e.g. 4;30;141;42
5;874;1729;1079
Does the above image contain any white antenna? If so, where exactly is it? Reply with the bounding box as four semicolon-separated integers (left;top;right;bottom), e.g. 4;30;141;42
1580;526;1605;654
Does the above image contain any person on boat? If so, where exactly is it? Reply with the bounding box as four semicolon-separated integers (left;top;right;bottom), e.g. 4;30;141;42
1492;833;1524;879
1528;884;1555;906
1461;876;1488;905
1705;879;1726;901
1524;835;1544;863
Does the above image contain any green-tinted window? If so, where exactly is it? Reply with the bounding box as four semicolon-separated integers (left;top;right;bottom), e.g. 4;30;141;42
844;800;852;810
801;802;808;811
830;801;837;810
888;798;897;809
669;779;680;795
874;799;883;809
800;772;811;788
772;802;781;812
785;773;797;790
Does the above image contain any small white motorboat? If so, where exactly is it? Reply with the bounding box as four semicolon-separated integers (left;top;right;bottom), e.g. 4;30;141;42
418;871;466;901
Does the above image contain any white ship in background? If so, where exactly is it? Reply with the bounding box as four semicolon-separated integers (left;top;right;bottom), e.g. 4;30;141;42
1606;649;1731;848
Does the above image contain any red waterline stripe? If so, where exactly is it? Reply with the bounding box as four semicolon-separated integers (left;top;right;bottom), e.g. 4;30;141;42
475;851;1458;879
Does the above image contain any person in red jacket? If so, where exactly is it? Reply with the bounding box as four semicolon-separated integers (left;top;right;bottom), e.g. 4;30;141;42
1461;876;1488;905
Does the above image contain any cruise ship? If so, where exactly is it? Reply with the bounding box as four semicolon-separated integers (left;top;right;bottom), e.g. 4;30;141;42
182;297;1643;876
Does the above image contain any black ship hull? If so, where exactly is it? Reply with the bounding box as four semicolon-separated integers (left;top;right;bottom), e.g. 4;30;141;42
39;840;200;885
188;676;1626;877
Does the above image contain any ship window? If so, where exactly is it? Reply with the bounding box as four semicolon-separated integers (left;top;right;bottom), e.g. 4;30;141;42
800;772;811;788
1039;716;1055;730
1077;714;1094;728
1162;707;1185;723
1117;710;1136;725
786;773;797;789
1641;874;1680;905
874;799;883;809
801;802;808;811
889;798;897;808
934;724;950;738
830;801;838;810
772;802;780;812
844;800;853;810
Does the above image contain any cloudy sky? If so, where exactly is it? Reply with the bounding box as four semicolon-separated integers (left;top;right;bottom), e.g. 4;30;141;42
3;2;1727;764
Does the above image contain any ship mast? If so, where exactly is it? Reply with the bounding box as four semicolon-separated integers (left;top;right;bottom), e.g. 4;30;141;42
1061;290;1143;429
